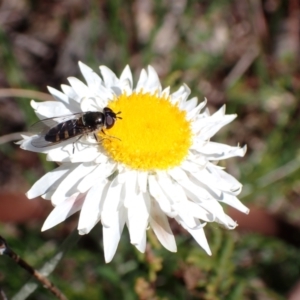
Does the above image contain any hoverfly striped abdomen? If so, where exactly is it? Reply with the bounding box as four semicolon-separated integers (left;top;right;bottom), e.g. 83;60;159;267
45;119;80;143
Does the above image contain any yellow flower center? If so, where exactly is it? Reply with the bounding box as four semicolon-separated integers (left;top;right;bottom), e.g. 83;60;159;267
99;92;192;171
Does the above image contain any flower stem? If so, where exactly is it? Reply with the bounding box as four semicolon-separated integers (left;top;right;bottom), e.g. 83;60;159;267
0;236;68;300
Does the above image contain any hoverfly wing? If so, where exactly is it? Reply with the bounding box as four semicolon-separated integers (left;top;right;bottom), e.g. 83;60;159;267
31;135;60;148
30;113;83;133
30;113;84;148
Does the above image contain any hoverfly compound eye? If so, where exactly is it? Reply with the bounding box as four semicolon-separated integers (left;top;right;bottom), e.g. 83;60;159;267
102;107;117;129
105;115;115;129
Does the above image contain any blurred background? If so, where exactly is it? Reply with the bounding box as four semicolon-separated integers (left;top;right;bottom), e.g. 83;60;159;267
0;0;300;299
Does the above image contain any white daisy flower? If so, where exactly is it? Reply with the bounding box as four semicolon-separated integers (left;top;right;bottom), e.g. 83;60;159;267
20;62;248;263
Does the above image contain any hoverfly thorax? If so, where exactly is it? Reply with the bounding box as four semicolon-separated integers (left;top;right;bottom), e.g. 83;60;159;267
82;112;105;129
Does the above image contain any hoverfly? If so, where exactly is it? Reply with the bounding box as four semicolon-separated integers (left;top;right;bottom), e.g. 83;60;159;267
30;107;121;152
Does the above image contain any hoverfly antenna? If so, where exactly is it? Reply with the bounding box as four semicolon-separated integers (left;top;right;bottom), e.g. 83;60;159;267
116;111;122;119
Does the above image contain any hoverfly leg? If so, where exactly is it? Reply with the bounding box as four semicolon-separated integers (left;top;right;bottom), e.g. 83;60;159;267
101;129;121;141
73;135;83;154
93;133;99;142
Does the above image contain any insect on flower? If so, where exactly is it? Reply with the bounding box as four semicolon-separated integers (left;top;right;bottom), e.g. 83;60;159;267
30;107;121;152
20;62;249;263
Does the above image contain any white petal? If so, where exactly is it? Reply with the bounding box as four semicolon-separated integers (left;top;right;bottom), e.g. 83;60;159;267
143;66;161;93
42;193;85;231
218;192;249;214
68;135;106;157
80;96;101;111
46;146;72;162
134;230;147;253
99;66;120;88
92;84;115;105
16;134;31;144
156;172;187;204
148;175;172;213
119;78;132;95
170;84;190;106
60;84;82;103
168;167;214;201
67;77;91;99
186;165;240;197
120;65;133;90
181;97;198;112
188;168;225;195
195;142;247;160
26;164;75;199
47;86;69;104
136;68;148;92
180;159;206;173
180;214;199;229
137;171;148;193
103;207;126;263
77;161;116;193
216;214;237;229
186;98;207;121
161;86;170;98
198;200;230;225
193;113;237;140
189;139;207;151
127;192;150;247
78;61;103;91
47;140;95;163
206;164;242;195
101;178;124;227
51;163;97;205
31;100;72;119
179;219;212;255
77;181;106;234
214;105;226;117
167;166;188;181
95;153;109;164
149;198;177;252
69;147;101;163
123;171;138;208
173;201;214;223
